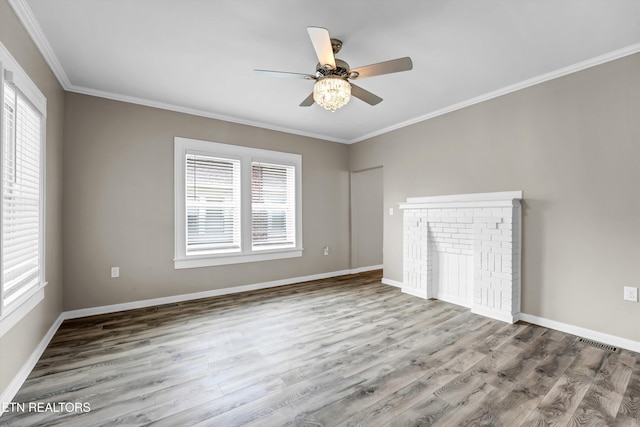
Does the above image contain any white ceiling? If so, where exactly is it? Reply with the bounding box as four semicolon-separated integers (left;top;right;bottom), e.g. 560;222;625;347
13;0;640;143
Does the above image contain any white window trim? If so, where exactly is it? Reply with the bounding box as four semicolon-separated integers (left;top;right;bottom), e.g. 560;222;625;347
174;137;302;269
0;42;47;338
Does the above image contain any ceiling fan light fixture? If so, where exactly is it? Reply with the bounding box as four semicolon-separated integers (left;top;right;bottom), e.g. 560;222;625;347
313;76;351;112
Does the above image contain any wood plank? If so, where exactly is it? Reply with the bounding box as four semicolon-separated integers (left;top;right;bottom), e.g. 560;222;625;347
569;352;635;426
1;270;639;427
521;345;609;426
615;355;640;426
463;334;580;425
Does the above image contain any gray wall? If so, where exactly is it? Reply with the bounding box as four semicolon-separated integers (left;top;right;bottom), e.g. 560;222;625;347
0;1;65;394
350;167;383;269
62;93;351;310
349;53;640;342
3;0;640;399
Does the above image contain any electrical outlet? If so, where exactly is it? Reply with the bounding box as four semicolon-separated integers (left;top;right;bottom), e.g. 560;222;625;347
623;286;638;302
323;246;329;256
111;267;120;278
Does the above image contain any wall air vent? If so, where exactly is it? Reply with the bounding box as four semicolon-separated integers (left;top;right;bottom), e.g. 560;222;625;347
576;337;619;353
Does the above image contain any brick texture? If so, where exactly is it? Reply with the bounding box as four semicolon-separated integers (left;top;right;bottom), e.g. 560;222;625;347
401;198;521;323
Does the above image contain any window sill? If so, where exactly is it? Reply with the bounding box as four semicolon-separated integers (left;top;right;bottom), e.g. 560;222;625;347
0;282;47;338
174;248;303;269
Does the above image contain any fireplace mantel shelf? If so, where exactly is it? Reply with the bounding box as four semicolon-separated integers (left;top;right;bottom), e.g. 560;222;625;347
400;191;522;210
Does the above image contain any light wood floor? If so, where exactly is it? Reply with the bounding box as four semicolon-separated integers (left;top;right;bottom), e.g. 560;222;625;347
2;271;640;426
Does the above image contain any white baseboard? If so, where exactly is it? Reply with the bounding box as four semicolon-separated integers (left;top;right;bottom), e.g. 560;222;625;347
350;264;383;274
381;277;403;288
385;280;640;351
6;269;639;410
1;313;64;407
401;287;429;299
2;267;376;407
519;313;640;353
64;268;362;319
66;266;385;320
471;306;520;324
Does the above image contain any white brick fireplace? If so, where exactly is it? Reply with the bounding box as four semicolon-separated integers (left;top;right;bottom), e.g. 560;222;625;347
399;191;522;323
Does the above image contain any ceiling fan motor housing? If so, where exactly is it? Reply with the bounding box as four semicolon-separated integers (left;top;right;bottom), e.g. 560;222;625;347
254;27;412;108
316;59;350;79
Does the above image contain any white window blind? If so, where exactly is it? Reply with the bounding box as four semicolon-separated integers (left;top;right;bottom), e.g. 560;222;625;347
175;137;302;269
185;153;241;255
251;162;296;250
2;81;42;309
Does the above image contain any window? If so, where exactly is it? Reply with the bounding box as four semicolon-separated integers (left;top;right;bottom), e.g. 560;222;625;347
174;137;302;268
251;162;296;251
0;43;47;337
186;154;241;255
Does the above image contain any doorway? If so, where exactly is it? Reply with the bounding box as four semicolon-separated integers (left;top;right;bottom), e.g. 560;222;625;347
350;167;383;270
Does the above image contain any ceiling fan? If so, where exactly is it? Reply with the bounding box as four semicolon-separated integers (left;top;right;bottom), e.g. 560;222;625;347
254;27;413;112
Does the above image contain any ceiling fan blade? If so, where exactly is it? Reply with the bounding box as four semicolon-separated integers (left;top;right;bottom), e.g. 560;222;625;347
307;27;336;69
350;84;383;106
350;57;413;79
254;69;315;79
299;93;315;107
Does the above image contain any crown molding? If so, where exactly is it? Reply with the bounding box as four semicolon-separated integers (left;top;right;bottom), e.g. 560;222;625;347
9;0;640;145
65;84;350;144
7;0;71;89
350;42;640;144
6;0;348;144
